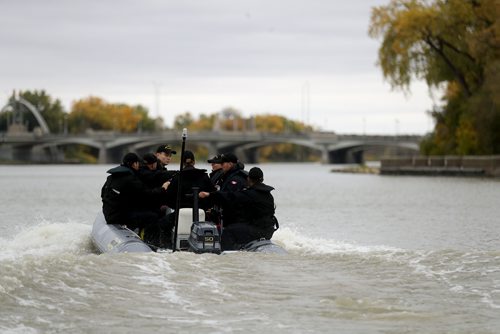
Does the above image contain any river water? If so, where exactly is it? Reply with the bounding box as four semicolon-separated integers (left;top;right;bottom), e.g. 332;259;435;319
0;163;499;333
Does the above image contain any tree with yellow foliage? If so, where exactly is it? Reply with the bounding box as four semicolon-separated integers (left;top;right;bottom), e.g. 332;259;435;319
68;96;161;133
369;0;499;154
173;107;316;161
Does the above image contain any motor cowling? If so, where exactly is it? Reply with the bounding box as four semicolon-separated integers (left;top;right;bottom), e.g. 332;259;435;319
188;221;221;254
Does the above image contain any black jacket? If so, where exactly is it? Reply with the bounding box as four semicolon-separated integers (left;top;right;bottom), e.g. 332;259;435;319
211;182;276;231
137;166;158;188
217;166;248;192
214;166;248;224
209;168;224;186
101;165;166;225
165;166;216;210
154;163;178;185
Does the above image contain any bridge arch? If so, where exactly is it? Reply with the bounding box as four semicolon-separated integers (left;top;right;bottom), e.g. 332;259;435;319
1;97;51;134
326;141;419;163
219;140;325;163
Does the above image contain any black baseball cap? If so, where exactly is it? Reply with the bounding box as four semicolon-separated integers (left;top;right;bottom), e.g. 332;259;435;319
122;152;140;166
156;144;177;155
207;154;223;164
143;153;158;164
221;153;238;163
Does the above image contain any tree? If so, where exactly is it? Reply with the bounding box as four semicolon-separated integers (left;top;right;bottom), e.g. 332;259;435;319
176;109;316;161
133;105;160;132
369;0;499;154
218;107;244;131
68;96;160;133
173;111;194;130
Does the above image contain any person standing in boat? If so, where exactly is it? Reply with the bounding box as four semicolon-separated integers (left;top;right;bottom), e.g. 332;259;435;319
155;144;176;170
217;153;247;192
154;144;178;183
101;152;171;247
212;153;248;227
207;154;224;186
165;150;215;210
199;167;277;250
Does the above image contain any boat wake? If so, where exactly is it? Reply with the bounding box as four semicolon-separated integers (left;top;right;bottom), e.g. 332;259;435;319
273;226;401;255
0;221;94;262
2;221;499;310
1;221;404;261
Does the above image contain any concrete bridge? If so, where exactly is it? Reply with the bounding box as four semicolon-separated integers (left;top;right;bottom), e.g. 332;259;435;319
1;94;421;163
0;129;421;164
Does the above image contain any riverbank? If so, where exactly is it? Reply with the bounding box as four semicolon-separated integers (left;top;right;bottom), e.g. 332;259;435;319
380;155;500;177
330;164;379;174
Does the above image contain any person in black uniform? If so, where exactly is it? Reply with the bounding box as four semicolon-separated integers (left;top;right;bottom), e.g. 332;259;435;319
212;153;248;227
101;152;171;247
136;152;170;216
155;144;176;170
216;153;247;192
165;150;216;210
207;154;224;186
137;153;160;188
199;167;277;250
154;144;178;185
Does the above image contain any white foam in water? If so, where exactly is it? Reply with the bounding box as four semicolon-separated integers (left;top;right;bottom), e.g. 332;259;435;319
0;220;92;261
273;226;401;255
129;255;201;310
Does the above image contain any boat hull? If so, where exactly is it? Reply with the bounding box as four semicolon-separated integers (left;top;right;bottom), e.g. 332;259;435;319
91;211;153;253
91;211;286;254
241;238;287;254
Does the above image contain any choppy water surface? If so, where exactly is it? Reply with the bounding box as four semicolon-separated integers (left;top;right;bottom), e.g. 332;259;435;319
1;164;499;333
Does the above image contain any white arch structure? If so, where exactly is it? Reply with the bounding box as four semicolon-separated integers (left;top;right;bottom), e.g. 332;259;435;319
1;96;51;134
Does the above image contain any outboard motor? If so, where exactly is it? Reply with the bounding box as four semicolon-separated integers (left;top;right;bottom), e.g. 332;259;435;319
188;221;221;254
187;186;221;254
175;208;205;251
173;187;221;254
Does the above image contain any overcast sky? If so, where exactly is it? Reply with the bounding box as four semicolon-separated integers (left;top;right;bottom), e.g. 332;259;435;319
0;0;437;134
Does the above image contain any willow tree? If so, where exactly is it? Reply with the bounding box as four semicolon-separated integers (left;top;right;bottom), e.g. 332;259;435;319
369;0;499;154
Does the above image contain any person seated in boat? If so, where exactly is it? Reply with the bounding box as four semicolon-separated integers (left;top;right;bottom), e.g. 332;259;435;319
199;167;278;251
137;153;170;216
137;153;160;188
101;152;171;247
165;150;215;210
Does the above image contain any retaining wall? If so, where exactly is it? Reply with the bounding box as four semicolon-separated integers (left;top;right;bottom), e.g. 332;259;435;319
380;156;500;177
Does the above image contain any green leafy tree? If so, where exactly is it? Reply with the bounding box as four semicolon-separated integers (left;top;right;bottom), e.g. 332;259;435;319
369;0;499;154
173;111;195;130
133;105;159;132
